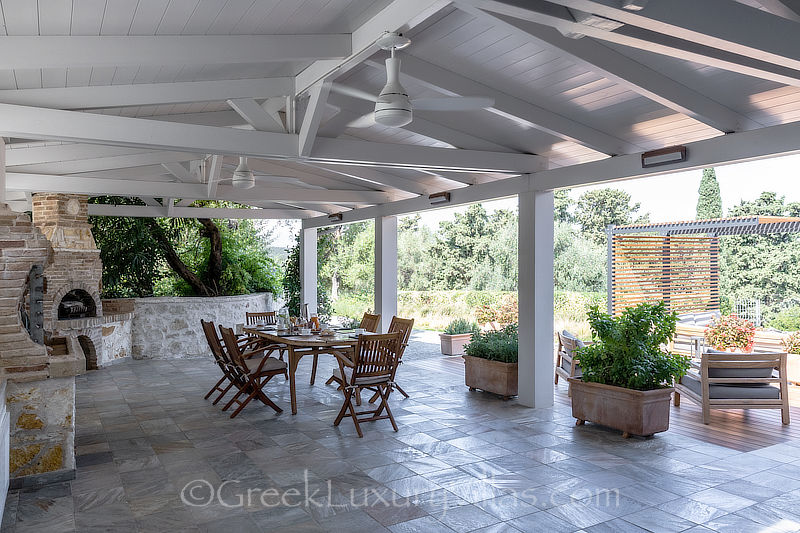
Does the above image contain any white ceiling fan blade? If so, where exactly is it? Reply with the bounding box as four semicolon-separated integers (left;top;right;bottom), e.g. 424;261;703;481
345;113;377;129
410;96;494;111
330;83;379;103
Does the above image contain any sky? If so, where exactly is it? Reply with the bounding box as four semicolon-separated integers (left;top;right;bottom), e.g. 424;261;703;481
266;152;800;246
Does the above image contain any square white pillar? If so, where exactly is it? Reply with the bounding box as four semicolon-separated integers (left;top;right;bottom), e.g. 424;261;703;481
374;216;398;332
0;137;5;204
517;190;555;408
299;227;317;315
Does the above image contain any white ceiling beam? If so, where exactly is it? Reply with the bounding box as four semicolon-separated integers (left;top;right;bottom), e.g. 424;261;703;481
176;199;195;207
0;35;351;69
465;8;758;133
368;55;637;155
88;204;316;219
166;198;176;217
5;143;154;166
299;82;332;157
226;98;285;132
206;155;223;198
466;0;800;87
0;104;541;173
299;162;434;196
162;162;198;183
138;197;162;207
545;0;800;73
236;158;387;194
295;0;451;95
303;119;800;228
10;151;198;175
7;173;392;205
0;78;293;110
756;0;800;22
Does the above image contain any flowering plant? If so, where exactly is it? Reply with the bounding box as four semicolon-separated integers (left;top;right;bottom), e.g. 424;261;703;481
783;331;800;354
704;314;756;351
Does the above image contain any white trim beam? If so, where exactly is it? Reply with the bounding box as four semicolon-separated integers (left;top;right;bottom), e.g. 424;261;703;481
88;204;315;219
302;119;800;228
10;151;199;175
546;0;800;73
370;55;639;155
226;98;285;132
0;104;542;174
6;173;392;205
757;0;800;22
469;9;758;133
299;82;332;157
0;137;5;203
162;162;198;183
467;0;800;87
0;35;351;69
0;78;293;110
206;155;223;197
295;0;451;95
302;162;434;196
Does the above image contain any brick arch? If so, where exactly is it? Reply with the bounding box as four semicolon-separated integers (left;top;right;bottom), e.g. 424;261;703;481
48;281;102;324
77;335;97;370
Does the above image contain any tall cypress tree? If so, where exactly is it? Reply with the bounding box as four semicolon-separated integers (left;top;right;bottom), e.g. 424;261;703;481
696;168;723;219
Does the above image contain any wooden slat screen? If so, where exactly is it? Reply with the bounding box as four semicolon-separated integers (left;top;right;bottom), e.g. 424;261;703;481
611;235;720;315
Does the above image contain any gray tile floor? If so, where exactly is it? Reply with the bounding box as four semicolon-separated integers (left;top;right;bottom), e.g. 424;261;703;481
4;333;800;532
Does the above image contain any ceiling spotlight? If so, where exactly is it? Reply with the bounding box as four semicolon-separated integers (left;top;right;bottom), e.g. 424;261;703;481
232;156;255;189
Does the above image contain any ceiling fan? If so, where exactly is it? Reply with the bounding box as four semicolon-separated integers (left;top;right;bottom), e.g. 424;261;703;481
330;32;494;128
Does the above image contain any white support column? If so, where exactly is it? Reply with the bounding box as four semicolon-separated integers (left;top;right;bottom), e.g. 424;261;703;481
0;137;5;204
374;216;398;332
299;227;318;315
517;190;555;408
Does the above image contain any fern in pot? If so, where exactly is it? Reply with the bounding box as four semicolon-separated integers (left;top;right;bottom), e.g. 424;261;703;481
570;302;690;438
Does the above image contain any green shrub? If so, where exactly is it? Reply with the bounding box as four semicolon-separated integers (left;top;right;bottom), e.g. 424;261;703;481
578;302;690;391
464;324;518;363
443;318;480;335
769;306;800;332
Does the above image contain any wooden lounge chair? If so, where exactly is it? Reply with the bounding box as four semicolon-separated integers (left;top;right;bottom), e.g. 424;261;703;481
316;312;381;386
555;330;583;396
218;325;287;419
332;331;402;437
246;311;277;325
674;349;790;425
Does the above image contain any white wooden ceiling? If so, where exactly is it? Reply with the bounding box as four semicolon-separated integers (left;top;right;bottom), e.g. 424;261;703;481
2;0;800;220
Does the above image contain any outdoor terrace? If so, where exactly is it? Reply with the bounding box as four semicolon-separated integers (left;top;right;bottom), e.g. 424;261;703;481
3;333;799;533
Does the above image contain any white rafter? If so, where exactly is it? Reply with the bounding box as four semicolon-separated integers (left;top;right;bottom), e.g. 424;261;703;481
0;78;293;110
0;35;351;69
462;7;759;133
0;104;542;174
226;98;286;132
162;162;198;183
757;0;800;22
88;204;319;219
364;56;638;156
206;156;223;198
299;82;332;157
299;162;434;196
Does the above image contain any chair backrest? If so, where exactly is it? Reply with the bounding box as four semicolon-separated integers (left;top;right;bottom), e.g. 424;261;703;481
702;351;787;380
388;316;415;359
246;311;276;325
352;332;402;384
201;319;227;365
360;313;381;333
558;331;582;361
218;325;247;371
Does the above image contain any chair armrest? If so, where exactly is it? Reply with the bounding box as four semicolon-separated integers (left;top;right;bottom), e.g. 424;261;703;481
332;351;355;368
241;349;266;360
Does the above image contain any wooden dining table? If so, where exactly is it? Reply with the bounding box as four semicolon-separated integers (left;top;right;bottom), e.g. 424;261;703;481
244;327;366;415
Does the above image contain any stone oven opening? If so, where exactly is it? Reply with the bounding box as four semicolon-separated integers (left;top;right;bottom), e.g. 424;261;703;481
58;289;97;320
78;335;97;370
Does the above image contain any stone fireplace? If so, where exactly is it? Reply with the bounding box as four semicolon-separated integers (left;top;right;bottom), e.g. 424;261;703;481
32;194;104;373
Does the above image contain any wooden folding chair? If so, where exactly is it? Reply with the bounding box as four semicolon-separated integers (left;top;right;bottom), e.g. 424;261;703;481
201;319;241;405
333;332;402;438
368;316;414;402
555;331;583;397
218;326;287;419
246;311;277;325
322;312;382;388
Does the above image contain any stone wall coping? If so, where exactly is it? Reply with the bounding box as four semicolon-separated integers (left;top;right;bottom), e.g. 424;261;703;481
130;292;274;305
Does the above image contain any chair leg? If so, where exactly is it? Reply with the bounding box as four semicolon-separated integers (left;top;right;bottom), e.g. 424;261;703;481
554;373;559;385
394;384;409;398
325;375;337;386
673;391;680;407
368;390;379;404
334;389;353;426
205;375;227;400
347;395;363;438
702;403;710;424
377;386;398;432
355;389;362;406
212;381;235;405
310;353;318;385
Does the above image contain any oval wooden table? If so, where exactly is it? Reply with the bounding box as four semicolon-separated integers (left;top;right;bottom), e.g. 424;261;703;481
244;328;363;415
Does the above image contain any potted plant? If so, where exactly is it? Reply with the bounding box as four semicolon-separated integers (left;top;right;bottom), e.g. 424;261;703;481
705;314;756;352
783;331;800;384
440;318;480;355
463;324;518;399
570;302;690;438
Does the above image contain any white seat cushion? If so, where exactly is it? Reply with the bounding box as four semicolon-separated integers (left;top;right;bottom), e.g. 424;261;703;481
245;356;286;374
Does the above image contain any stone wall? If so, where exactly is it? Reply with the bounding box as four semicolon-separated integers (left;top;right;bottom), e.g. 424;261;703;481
100;315;133;366
120;293;275;359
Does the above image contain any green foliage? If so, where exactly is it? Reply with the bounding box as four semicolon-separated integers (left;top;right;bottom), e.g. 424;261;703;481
696;168;723;219
705;314;756;351
554;222;606;292
443;318;480;335
464;324;518;363
578;302;689;390
282;233;331;318
554;291;606;321
720;192;800;316
783;331;800;354
574;188;649;245
474;294;518;325
554;189;573;223
768;306;800;332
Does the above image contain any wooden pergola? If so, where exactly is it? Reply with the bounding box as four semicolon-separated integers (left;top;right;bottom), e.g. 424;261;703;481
607;216;800;315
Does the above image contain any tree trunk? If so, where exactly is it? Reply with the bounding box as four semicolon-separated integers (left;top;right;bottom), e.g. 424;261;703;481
198;218;223;294
144;219;215;296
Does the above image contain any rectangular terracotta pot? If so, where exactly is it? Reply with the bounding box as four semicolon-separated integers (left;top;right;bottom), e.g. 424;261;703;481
568;378;673;437
463;355;518;399
440;333;472;355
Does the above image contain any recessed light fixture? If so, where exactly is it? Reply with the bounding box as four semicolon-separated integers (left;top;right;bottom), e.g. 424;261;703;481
429;192;451;205
641;145;687;168
328;212;343;222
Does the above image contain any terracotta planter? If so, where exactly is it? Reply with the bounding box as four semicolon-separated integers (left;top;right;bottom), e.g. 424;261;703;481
463;355;518;399
788;353;800;385
568;378;673;438
440;333;472;355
